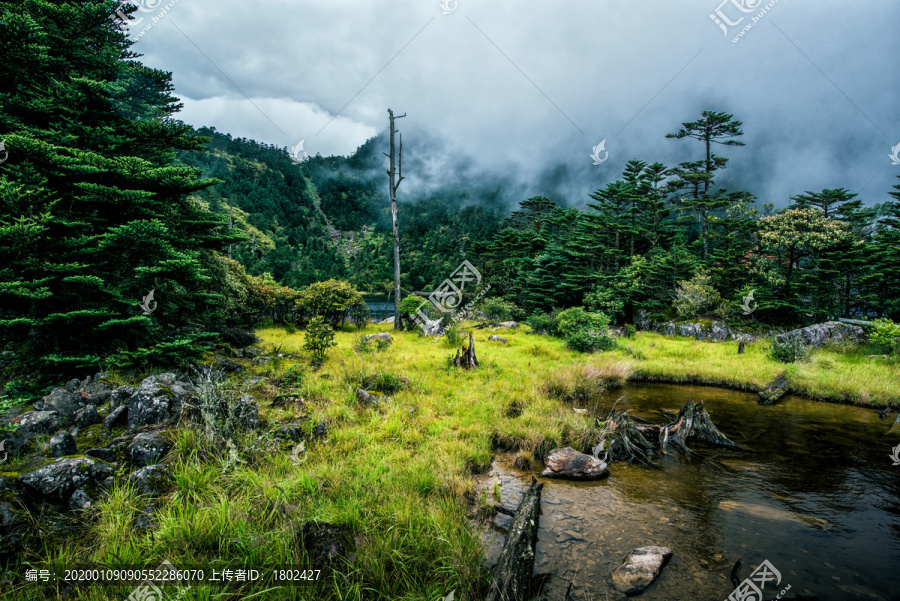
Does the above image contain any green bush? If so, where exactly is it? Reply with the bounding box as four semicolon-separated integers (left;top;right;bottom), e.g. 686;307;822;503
483;298;521;323
556;307;610;338
278;364;304;387
868;318;900;355
769;337;809;363
526;310;559;335
565;329;616;353
349;301;370;330
673;269;721;319
296;280;365;328
444;322;464;347
303;316;337;364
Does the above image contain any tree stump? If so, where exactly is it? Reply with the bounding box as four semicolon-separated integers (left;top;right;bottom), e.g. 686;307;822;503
485;476;543;601
738;340;746;354
659;401;739;452
452;331;479;369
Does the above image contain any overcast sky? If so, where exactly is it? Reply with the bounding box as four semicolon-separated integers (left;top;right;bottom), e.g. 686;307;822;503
128;0;900;209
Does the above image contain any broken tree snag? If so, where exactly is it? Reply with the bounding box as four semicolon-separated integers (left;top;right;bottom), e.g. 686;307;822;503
758;371;789;405
452;331;479;369
738;340;746;354
659;401;739;453
485;476;543;601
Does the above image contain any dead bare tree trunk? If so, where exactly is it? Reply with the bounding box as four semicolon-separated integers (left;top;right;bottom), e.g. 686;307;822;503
452;331;479;369
384;109;406;330
485;476;543;601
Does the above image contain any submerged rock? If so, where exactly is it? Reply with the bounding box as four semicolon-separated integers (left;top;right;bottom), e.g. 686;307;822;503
611;546;673;596
541;447;609;481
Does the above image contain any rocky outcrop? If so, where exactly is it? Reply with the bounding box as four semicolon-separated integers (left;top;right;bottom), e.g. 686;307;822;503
541;447;609;481
611;546;673;596
635;311;755;342
775;321;866;348
10;411;63;438
74;406;101;428
19;457;114;504
102;405;127;429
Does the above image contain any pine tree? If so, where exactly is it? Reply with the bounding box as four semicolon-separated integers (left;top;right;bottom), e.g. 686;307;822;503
0;0;244;378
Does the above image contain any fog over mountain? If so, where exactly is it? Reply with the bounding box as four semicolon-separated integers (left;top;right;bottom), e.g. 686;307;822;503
133;0;899;208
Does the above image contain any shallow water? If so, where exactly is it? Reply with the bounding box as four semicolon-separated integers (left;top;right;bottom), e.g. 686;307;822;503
475;384;900;601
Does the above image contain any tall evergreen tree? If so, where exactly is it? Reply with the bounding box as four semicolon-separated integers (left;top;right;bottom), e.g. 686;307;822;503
0;0;243;377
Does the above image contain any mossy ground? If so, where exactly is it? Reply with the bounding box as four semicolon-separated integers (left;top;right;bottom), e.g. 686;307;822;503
2;325;895;600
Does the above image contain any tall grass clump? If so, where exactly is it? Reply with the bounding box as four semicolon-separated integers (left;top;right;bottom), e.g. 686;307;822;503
185;366;257;443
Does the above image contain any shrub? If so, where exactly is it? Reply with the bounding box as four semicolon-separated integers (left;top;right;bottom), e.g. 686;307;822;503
296;280;365;328
444;322;464;347
770;337;809;363
278;364;304;387
303;316;336;364
868;318;900;355
526;310;559;335
673;269;721;319
483;298;520;323
349;301;370;330
556;307;609;338
565;329;616;353
185;367;258;443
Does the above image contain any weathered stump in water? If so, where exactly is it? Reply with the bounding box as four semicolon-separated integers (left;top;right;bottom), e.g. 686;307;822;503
595;410;656;467
738;340;746;354
659;401;739;453
485;476;543;601
452;331;479;369
759;372;789;405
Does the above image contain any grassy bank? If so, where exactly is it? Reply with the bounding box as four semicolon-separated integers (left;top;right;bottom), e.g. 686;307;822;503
6;326;895;601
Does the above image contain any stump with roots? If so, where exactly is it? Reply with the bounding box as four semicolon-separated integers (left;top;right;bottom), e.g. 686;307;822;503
593;410;657;467
452;331;479;369
657;400;739;453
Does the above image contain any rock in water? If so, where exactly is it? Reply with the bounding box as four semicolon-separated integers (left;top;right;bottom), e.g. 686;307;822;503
611;546;673;596
540;447;609;480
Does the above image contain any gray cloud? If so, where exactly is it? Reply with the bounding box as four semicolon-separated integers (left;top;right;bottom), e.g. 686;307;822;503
131;0;900;208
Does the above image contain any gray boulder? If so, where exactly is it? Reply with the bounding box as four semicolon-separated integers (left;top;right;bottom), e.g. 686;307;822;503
10;411;63;438
488;335;508;343
109;386;135;410
362;332;393;343
611;546;673;596
130;465;170;496
541;447;609;481
68;488;92;511
277;422;307;442
128;433;169;467
19;457;115;503
127;374;195;429
775;321;866;348
78;378;111;405
496;321;519;329
50;432;77;457
75;405;102;428
41;387;82;423
102;405;127;430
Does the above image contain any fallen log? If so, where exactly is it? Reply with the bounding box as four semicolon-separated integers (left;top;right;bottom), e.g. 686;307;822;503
758;372;789;405
485;476;543;601
659;401;739;453
594;410;657;467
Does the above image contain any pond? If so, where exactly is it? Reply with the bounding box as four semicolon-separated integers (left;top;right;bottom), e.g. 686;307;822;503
475;384;900;601
361;294;394;321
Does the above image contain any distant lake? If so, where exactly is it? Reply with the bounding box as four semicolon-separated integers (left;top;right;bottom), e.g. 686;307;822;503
362;294;394;321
